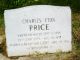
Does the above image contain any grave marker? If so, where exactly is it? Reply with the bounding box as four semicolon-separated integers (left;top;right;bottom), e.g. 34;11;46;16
4;5;72;57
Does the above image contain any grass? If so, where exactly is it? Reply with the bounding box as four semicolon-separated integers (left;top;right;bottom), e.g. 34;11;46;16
0;14;5;35
0;12;80;60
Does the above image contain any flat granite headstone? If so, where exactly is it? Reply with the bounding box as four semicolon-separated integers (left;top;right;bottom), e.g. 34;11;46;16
4;5;72;57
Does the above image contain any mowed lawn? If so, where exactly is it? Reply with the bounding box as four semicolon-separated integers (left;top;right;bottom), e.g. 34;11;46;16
0;12;80;60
